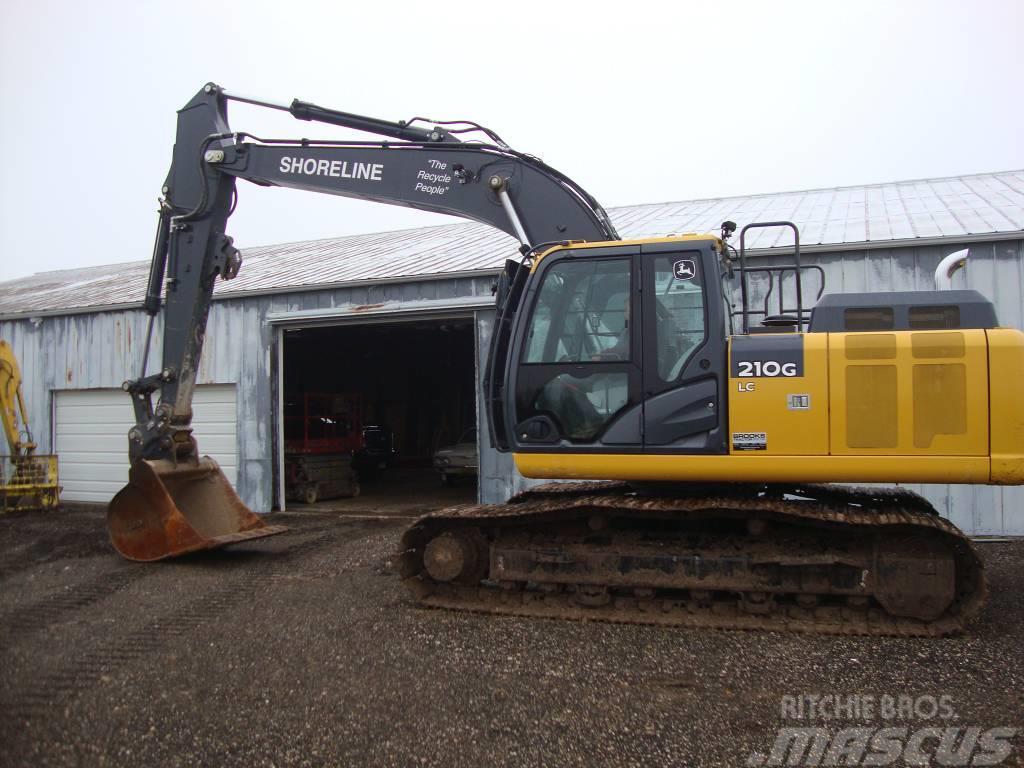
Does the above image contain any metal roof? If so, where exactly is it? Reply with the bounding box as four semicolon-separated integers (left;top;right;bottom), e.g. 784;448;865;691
2;169;1022;319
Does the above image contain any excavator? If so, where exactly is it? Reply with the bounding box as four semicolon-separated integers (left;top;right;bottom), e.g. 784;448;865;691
108;83;1024;636
1;340;60;511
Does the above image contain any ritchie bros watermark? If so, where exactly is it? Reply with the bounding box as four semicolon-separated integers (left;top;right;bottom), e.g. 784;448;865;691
746;694;1018;766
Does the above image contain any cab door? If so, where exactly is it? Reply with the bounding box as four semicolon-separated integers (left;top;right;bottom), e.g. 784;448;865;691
640;242;727;453
509;246;644;452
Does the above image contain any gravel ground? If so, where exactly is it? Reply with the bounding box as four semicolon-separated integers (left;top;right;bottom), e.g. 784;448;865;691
1;502;1022;767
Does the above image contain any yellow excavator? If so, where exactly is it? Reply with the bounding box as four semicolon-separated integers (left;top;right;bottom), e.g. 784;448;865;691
107;84;1023;635
0;340;60;511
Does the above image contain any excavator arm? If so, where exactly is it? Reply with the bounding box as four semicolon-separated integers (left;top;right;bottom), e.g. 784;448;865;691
110;83;618;561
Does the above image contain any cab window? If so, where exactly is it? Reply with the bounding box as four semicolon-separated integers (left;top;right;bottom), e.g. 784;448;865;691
653;254;706;382
523;259;630;363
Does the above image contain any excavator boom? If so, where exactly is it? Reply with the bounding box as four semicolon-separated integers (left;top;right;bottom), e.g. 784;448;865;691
110;83;618;561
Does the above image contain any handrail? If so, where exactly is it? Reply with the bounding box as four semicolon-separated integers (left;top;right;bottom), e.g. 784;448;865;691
738;221;805;332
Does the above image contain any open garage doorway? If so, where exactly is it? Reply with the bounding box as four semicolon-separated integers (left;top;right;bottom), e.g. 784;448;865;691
280;316;478;514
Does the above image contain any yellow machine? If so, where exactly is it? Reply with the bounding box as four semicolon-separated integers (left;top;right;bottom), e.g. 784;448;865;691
110;84;1022;635
0;340;60;511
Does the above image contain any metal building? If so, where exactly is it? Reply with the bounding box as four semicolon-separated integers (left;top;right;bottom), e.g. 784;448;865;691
1;170;1022;535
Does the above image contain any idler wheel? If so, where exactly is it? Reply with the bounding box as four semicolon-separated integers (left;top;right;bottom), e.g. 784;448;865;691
423;531;484;584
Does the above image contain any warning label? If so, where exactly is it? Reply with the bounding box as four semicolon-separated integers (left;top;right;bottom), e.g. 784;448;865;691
732;432;767;451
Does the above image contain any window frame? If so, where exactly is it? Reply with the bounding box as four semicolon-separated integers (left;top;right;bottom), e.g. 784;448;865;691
519;255;634;366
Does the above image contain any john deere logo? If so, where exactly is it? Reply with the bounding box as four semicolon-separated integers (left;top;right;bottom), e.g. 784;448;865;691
673;259;696;280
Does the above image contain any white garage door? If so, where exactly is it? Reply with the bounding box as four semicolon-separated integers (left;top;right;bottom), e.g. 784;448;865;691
54;385;238;503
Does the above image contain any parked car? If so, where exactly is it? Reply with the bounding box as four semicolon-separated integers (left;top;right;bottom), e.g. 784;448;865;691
433;428;478;485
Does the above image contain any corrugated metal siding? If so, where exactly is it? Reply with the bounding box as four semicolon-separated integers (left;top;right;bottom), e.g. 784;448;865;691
0;276;493;514
2;170;1021;319
474;308;542;504
737;241;1024;343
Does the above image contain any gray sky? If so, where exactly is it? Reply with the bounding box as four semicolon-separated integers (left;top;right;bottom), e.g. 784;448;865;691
0;0;1021;282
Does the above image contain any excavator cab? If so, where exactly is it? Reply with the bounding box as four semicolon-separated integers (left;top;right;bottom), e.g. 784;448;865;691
496;238;729;458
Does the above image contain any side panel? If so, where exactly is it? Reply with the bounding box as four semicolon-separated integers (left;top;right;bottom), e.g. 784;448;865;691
727;334;830;455
988;328;1024;484
827;330;989;456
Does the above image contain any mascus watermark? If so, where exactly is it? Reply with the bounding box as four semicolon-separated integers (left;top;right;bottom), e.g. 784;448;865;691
746;695;1018;766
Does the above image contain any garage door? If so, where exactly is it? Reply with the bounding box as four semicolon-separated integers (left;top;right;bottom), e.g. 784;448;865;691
54;385;238;502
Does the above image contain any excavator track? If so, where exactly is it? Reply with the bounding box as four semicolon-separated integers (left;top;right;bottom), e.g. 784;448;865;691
398;482;986;637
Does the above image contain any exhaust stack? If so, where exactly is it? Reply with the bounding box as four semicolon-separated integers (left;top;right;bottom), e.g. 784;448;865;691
935;248;969;290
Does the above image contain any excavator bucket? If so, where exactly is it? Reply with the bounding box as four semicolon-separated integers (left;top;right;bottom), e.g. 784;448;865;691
107;456;286;562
